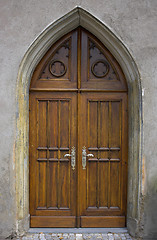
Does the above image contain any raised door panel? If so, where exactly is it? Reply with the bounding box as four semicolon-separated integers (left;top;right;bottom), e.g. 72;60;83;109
79;92;128;227
29;92;77;227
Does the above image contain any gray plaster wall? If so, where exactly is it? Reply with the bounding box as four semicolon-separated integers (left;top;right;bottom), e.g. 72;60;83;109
0;0;157;239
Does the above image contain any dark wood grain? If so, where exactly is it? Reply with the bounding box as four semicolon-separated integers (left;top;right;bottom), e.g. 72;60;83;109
29;27;128;227
31;216;76;227
79;92;127;227
81;216;125;227
29;92;77;227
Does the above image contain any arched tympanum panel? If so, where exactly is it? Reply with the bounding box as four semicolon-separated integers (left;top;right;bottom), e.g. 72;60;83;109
30;28;127;92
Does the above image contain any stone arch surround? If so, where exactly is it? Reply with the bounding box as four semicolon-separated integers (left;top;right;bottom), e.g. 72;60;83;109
15;7;142;237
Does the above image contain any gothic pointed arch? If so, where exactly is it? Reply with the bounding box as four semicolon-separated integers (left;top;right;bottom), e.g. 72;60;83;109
15;7;142;236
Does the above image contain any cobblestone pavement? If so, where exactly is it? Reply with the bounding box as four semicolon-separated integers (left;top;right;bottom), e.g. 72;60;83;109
16;232;134;240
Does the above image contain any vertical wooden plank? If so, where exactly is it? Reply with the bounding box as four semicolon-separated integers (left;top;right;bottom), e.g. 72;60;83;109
98;101;109;208
46;101;49;209
49;161;58;208
60;101;69;148
110;101;121;148
108;101;112;208
77;30;81;225
97;102;100;208
68;93;76;216
47;101;58;208
37;100;47;208
38;101;47;147
89;101;98;148
99;162;108;207
110;101;121;209
35;97;40;211
100;101;109;148
87;100;98;208
88;162;97;207
59;162;70;208
58;101;61;209
59;100;70;209
38;162;47;207
110;162;120;208
49;101;58;148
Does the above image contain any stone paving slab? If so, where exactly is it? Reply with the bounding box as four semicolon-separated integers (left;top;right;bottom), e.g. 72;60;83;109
15;232;134;240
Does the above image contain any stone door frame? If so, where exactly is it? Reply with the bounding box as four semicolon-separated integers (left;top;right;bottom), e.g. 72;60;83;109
15;7;142;237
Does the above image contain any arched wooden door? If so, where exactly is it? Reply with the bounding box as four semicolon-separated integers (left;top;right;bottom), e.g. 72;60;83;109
29;27;128;228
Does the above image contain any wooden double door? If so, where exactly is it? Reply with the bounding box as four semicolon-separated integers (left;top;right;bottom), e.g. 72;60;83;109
29;28;128;228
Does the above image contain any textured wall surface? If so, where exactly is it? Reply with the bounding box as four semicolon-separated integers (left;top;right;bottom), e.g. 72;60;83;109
0;0;157;239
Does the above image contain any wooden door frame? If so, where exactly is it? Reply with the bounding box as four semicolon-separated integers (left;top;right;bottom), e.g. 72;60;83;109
15;7;142;237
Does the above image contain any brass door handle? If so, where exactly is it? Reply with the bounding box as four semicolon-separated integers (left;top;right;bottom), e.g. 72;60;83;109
82;147;94;170
64;154;71;157
64;146;75;170
86;153;94;157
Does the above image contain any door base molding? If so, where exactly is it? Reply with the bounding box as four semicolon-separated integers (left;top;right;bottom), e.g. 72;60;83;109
31;216;125;228
31;216;76;228
81;216;125;228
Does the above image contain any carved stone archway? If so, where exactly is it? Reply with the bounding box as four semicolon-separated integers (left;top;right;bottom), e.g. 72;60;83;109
15;7;142;237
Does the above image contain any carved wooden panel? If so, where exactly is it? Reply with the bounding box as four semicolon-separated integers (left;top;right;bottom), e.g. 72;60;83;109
89;39;118;81
30;30;78;90
80;29;127;91
39;39;70;80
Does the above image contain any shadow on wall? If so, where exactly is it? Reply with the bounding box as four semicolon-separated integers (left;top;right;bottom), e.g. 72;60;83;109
143;175;157;239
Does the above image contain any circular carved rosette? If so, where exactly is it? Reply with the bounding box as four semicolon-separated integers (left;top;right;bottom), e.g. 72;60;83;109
91;60;109;78
49;60;67;77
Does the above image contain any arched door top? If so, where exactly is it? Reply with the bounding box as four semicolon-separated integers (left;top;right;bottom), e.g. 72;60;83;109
29;27;128;228
30;28;127;92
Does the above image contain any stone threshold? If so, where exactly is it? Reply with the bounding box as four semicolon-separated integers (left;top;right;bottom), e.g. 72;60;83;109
28;228;128;234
